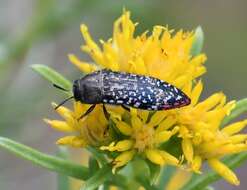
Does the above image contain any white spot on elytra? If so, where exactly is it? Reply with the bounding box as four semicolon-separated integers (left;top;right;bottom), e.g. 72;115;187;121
117;100;124;104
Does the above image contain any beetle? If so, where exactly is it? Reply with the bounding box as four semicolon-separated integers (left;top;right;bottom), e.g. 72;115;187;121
55;69;191;119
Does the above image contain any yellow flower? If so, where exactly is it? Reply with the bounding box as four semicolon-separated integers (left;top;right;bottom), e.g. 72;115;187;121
167;80;247;185
44;102;110;147
45;10;247;185
69;11;206;89
100;112;181;172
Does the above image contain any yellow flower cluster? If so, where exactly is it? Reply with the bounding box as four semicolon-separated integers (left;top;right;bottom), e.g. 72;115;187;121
45;11;247;185
45;102;110;147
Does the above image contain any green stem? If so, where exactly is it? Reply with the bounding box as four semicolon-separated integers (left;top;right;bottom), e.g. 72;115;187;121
80;164;112;190
87;147;108;166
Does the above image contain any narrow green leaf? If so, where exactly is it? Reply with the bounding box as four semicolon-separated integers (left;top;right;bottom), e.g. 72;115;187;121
191;26;204;56
57;147;70;190
0;137;89;180
222;98;247;126
157;166;176;190
80;164;112;190
31;64;72;92
181;153;247;190
146;161;161;185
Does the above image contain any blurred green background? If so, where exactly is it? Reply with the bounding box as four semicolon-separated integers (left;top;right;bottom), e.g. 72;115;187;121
0;0;246;189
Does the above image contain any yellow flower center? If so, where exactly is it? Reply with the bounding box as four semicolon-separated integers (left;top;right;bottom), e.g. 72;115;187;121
132;125;155;152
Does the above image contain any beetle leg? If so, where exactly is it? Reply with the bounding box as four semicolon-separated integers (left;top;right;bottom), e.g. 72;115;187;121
78;104;96;120
121;104;130;112
103;104;110;120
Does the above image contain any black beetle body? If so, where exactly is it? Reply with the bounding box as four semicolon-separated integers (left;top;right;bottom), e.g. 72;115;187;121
73;71;103;104
73;69;190;111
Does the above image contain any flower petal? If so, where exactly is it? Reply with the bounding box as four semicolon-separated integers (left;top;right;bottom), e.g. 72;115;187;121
191;155;202;173
113;119;132;136
100;140;134;152
154;126;179;144
129;57;147;75
218;144;247;155
182;138;194;163
68;54;97;73
44;119;75;132
145;149;165;165
159;150;180;166
148;111;167;127
229;134;247;143
52;102;73;117
208;158;240;186
191;80;203;105
195;92;225;112
131;115;143;131
56;136;87;147
157;116;177;132
222;119;247;135
138;110;149;123
80;24;101;52
112;150;135;173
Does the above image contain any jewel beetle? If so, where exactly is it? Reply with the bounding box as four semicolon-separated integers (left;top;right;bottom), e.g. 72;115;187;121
55;69;191;119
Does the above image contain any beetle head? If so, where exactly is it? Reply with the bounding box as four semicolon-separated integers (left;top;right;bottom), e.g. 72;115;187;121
73;79;83;102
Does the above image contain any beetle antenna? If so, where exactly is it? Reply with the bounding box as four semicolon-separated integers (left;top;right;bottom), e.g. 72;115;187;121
53;84;69;92
55;96;74;110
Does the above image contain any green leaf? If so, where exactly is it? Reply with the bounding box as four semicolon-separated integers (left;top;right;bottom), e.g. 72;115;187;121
221;98;247;126
31;64;72;93
191;26;204;56
0;137;89;180
157;166;176;190
80;164;112;190
146;160;161;185
56;147;70;190
181;153;247;190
